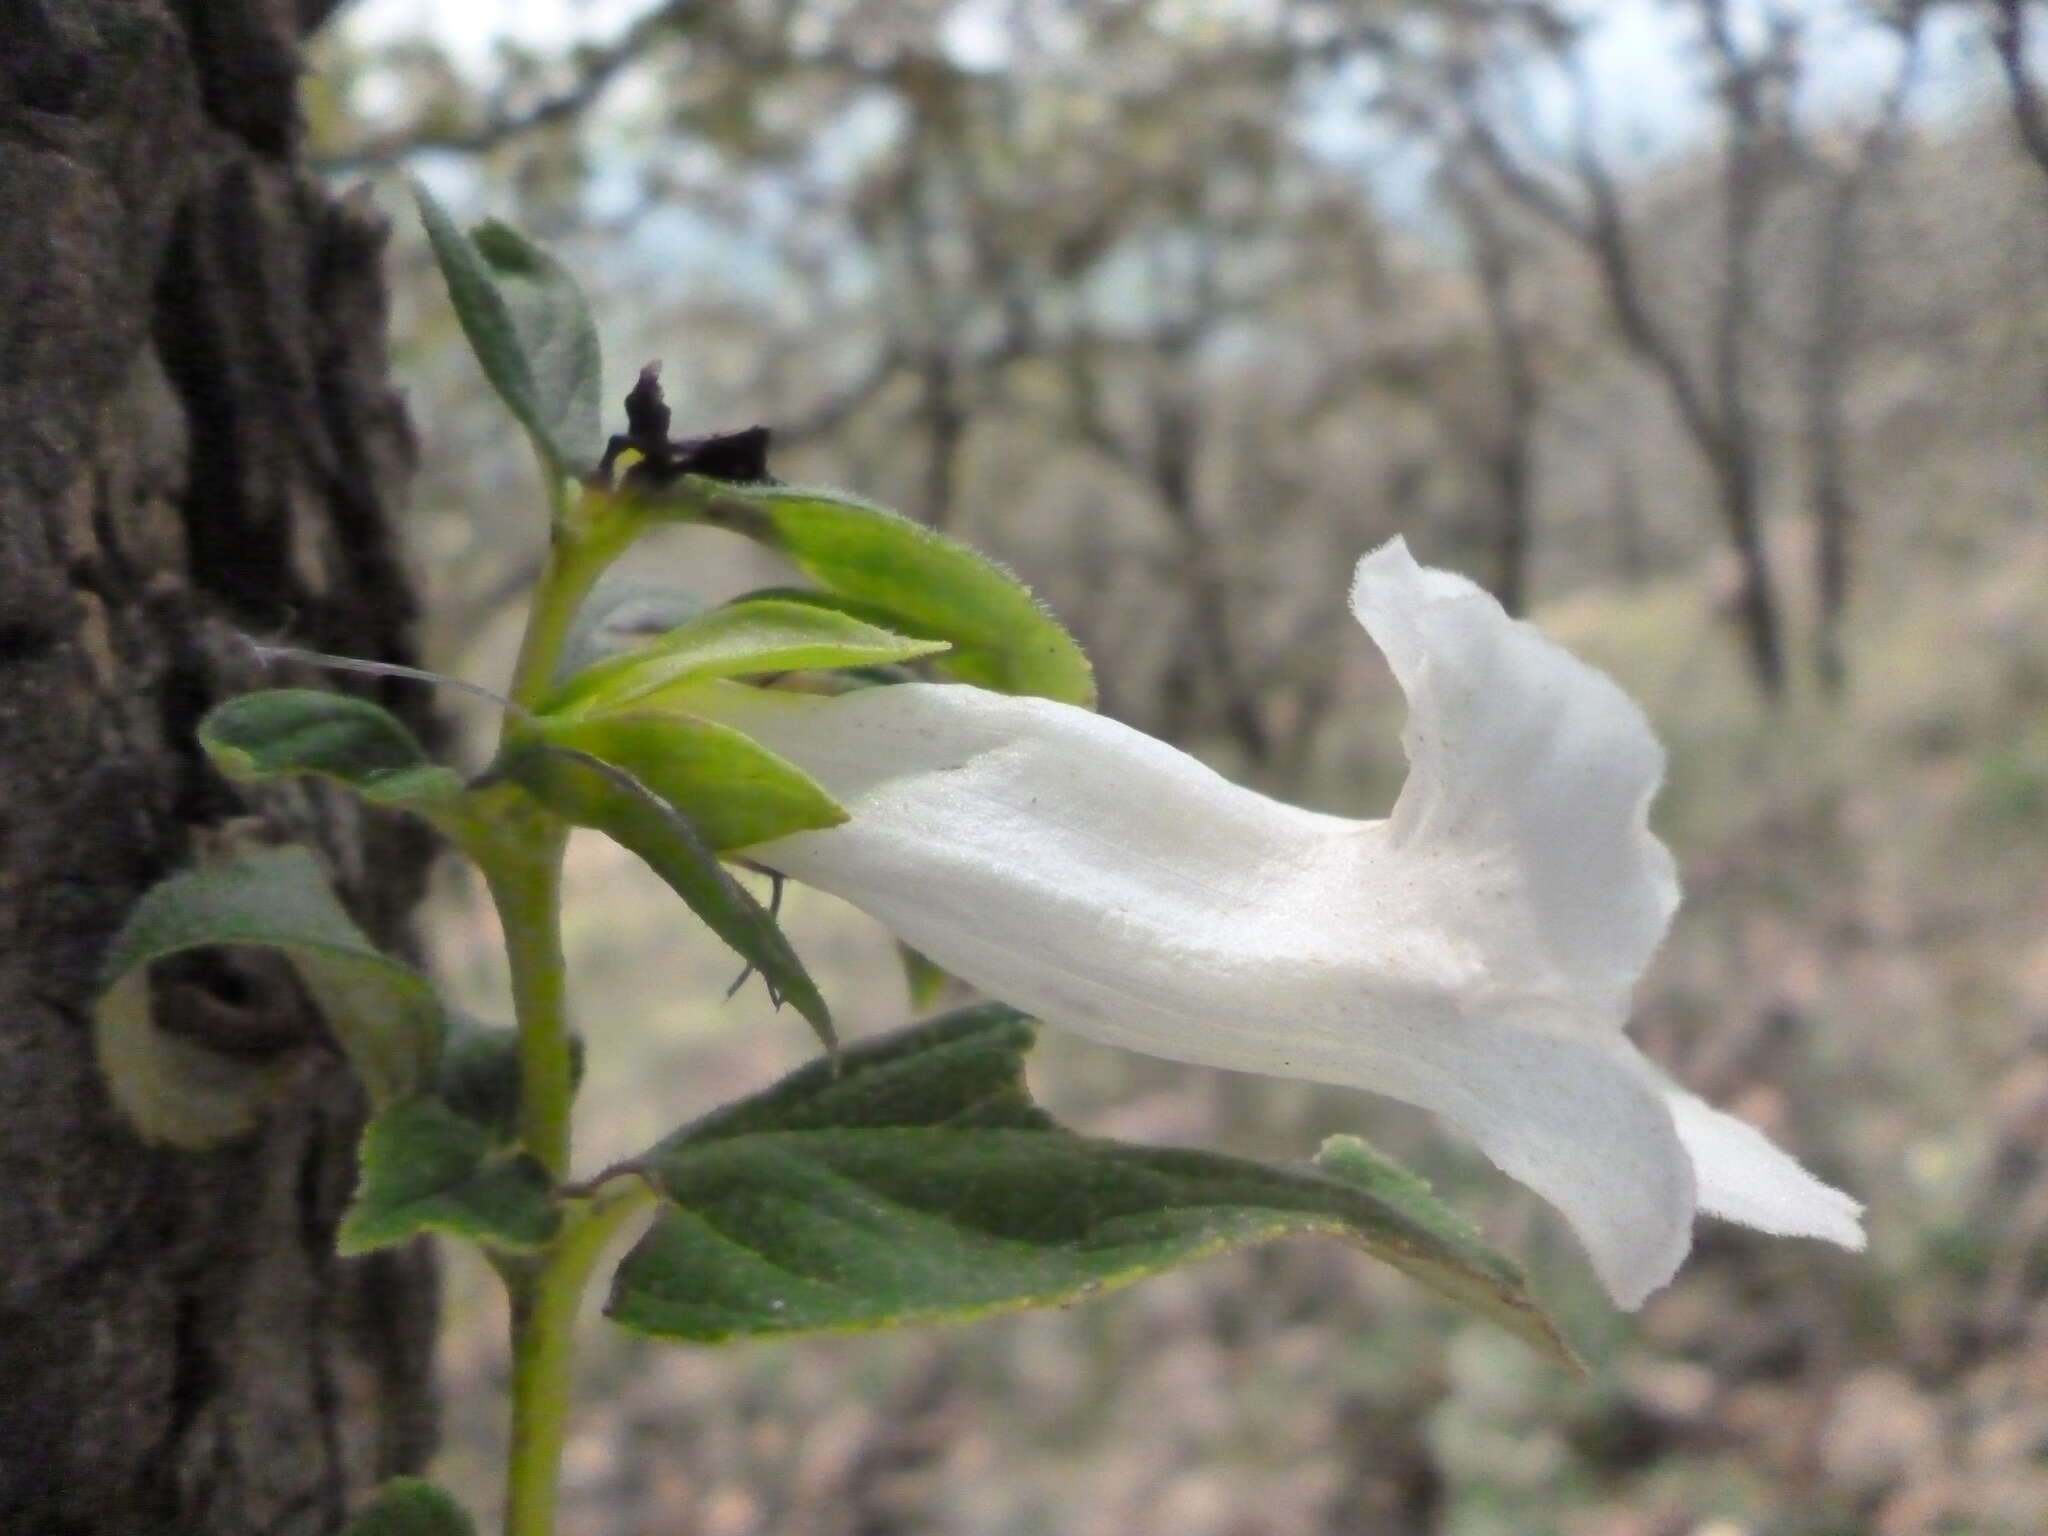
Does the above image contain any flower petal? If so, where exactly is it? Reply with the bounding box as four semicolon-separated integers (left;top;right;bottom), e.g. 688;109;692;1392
696;539;1851;1305
1353;538;1679;1016
1662;1083;1867;1250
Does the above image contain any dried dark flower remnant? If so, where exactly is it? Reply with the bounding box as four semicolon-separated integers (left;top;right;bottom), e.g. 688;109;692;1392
599;362;775;490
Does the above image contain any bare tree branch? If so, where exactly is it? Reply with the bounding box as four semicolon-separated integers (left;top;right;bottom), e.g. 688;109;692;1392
316;2;688;174
1447;3;1791;692
1450;171;1542;614
1806;5;1925;692
1990;0;2048;188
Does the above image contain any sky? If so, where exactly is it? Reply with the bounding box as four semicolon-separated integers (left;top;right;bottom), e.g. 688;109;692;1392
333;0;2013;286
339;0;2008;168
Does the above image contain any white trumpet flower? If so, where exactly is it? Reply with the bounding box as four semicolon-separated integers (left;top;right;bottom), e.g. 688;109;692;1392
699;538;1864;1307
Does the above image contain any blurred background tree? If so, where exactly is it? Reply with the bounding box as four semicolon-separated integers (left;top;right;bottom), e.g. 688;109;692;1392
304;2;2048;1531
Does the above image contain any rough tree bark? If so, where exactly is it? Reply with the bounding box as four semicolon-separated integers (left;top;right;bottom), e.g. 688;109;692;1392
0;2;439;1531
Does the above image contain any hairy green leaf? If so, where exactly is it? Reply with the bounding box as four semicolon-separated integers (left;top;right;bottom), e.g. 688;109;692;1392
1308;1132;1562;1344
546;596;949;716
200;689;463;812
470;220;605;474
345;1478;477;1536
500;742;832;1046
415;184;604;477
339;1095;558;1255
95;848;445;1144
661;1006;1048;1146
645;480;1095;705
555;582;708;680
534;711;846;852
607;1008;1572;1364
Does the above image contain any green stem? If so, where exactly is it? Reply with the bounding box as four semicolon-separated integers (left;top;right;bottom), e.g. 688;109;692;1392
503;514;634;722
484;848;573;1180
475;820;580;1534
503;1186;656;1536
485;488;648;1535
490;494;634;1171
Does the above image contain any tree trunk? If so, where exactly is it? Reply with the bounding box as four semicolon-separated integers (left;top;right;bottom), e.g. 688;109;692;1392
1716;459;1787;697
0;2;439;1531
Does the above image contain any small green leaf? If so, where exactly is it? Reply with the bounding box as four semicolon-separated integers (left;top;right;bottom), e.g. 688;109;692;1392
644;480;1096;706
414;184;604;477
1315;1134;1484;1240
96;848;445;1144
556;582;708;680
534;710;846;852
470;220;605;474
200;690;463;811
606;1008;1572;1365
1312;1134;1554;1351
546;596;950;716
346;1478;477;1536
339;1095;559;1255
437;1021;584;1144
500;741;833;1046
664;1006;1048;1144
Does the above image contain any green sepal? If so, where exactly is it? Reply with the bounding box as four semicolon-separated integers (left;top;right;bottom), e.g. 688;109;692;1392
606;1008;1573;1365
899;943;953;1010
414;183;604;478
95;847;446;1146
200;689;463;812
498;741;833;1047
338;1094;559;1256
638;479;1096;706
545;596;950;717
532;710;845;852
345;1477;477;1535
